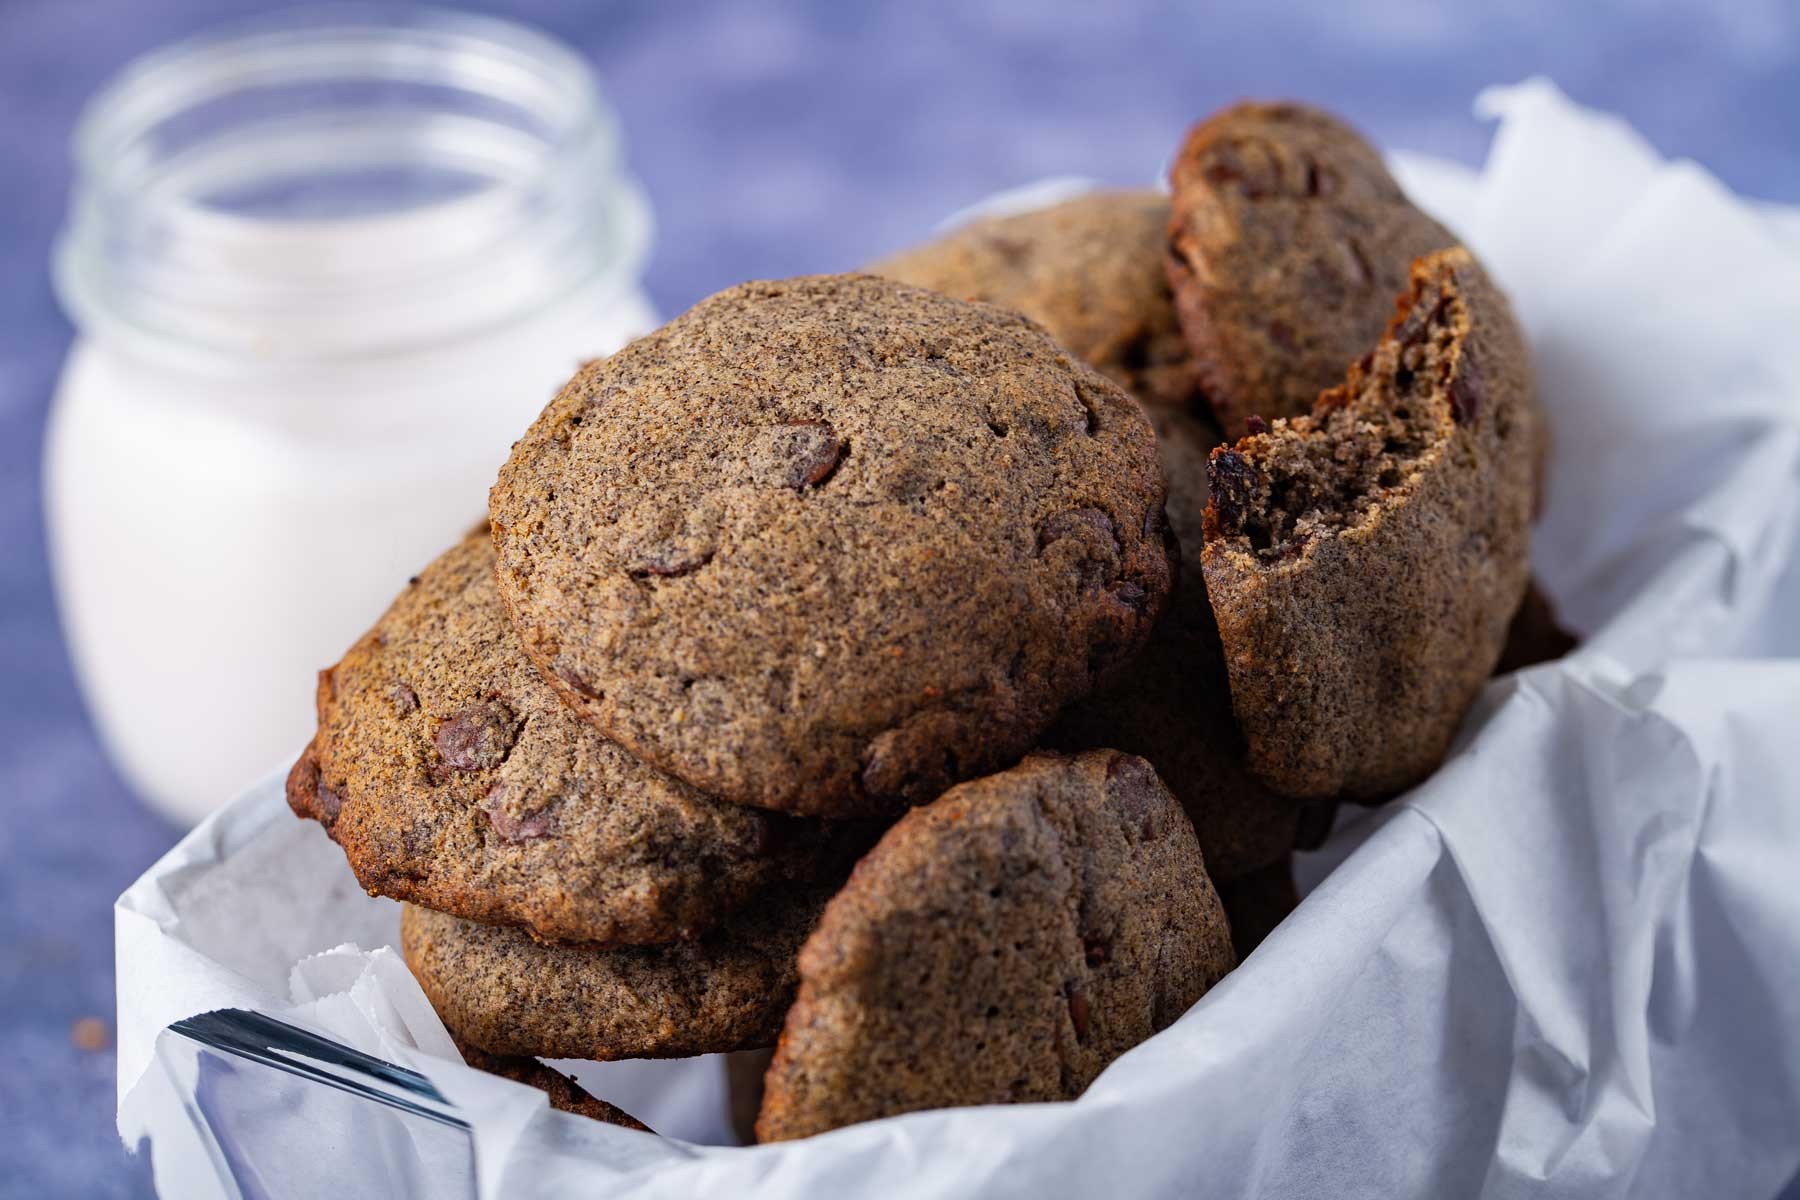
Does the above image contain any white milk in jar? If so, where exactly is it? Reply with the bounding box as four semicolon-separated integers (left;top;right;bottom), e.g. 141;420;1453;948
47;9;656;824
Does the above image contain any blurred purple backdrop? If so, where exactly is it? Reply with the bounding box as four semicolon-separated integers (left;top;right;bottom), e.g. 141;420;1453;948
1;2;1795;1195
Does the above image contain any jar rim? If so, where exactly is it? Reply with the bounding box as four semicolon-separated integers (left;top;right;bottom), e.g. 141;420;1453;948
55;4;651;366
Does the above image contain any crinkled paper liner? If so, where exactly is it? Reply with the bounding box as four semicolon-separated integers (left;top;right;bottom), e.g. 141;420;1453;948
117;80;1800;1199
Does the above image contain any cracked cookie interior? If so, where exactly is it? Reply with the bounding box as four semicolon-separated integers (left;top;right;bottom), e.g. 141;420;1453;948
1200;246;1538;800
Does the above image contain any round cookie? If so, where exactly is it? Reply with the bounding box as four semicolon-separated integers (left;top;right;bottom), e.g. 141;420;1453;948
287;529;864;947
1202;247;1539;800
1046;405;1306;881
755;750;1236;1143
870;191;1196;409
1165;101;1457;438
489;274;1174;818
400;880;837;1062
451;1036;651;1131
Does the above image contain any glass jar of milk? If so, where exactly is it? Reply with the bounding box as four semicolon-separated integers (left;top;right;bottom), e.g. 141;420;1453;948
47;8;657;825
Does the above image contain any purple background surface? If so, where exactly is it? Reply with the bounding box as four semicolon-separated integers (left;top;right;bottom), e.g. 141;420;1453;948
1;2;1795;1195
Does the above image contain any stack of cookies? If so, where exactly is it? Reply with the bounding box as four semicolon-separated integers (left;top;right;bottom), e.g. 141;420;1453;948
289;100;1566;1141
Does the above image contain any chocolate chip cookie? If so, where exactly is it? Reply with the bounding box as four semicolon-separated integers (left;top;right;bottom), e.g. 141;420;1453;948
1045;405;1306;881
451;1036;651;1131
755;750;1235;1142
1202;247;1538;800
490;274;1174;818
871;191;1195;409
1166;101;1458;437
287;529;863;947
401;881;837;1062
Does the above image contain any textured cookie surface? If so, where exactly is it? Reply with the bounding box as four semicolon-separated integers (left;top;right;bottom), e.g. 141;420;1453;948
756;750;1235;1142
287;530;859;946
1203;247;1538;799
401;883;836;1061
1046;406;1305;881
490;274;1173;817
1166;101;1456;437
451;1036;651;1131
872;192;1195;409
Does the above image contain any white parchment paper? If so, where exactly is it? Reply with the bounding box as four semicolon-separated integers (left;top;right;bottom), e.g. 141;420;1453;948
116;80;1800;1198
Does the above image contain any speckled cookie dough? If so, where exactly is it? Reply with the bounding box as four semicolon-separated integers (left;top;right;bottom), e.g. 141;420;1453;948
1202;247;1538;800
1166;101;1458;438
1046;404;1308;881
401;880;838;1062
490;274;1174;818
872;191;1196;409
287;530;868;947
755;750;1235;1142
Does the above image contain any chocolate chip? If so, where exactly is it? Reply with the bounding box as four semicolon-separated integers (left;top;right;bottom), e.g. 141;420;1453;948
490;809;557;843
482;785;557;843
1083;936;1111;966
626;549;714;579
1273;529;1313;561
1105;752;1162;840
315;779;343;822
1449;354;1484;425
1393;286;1451;350
1038;508;1121;589
1107;580;1147;611
433;701;519;772
749;421;844;490
860;725;948;807
556;666;600;701
986;234;1032;267
389;682;418;715
1066;984;1091;1042
1200;137;1330;201
1200;137;1282;198
1343;235;1375;288
1207;449;1260;536
1304;158;1338;197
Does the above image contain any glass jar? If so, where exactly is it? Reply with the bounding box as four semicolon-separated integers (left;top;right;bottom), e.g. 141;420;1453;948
48;7;657;825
